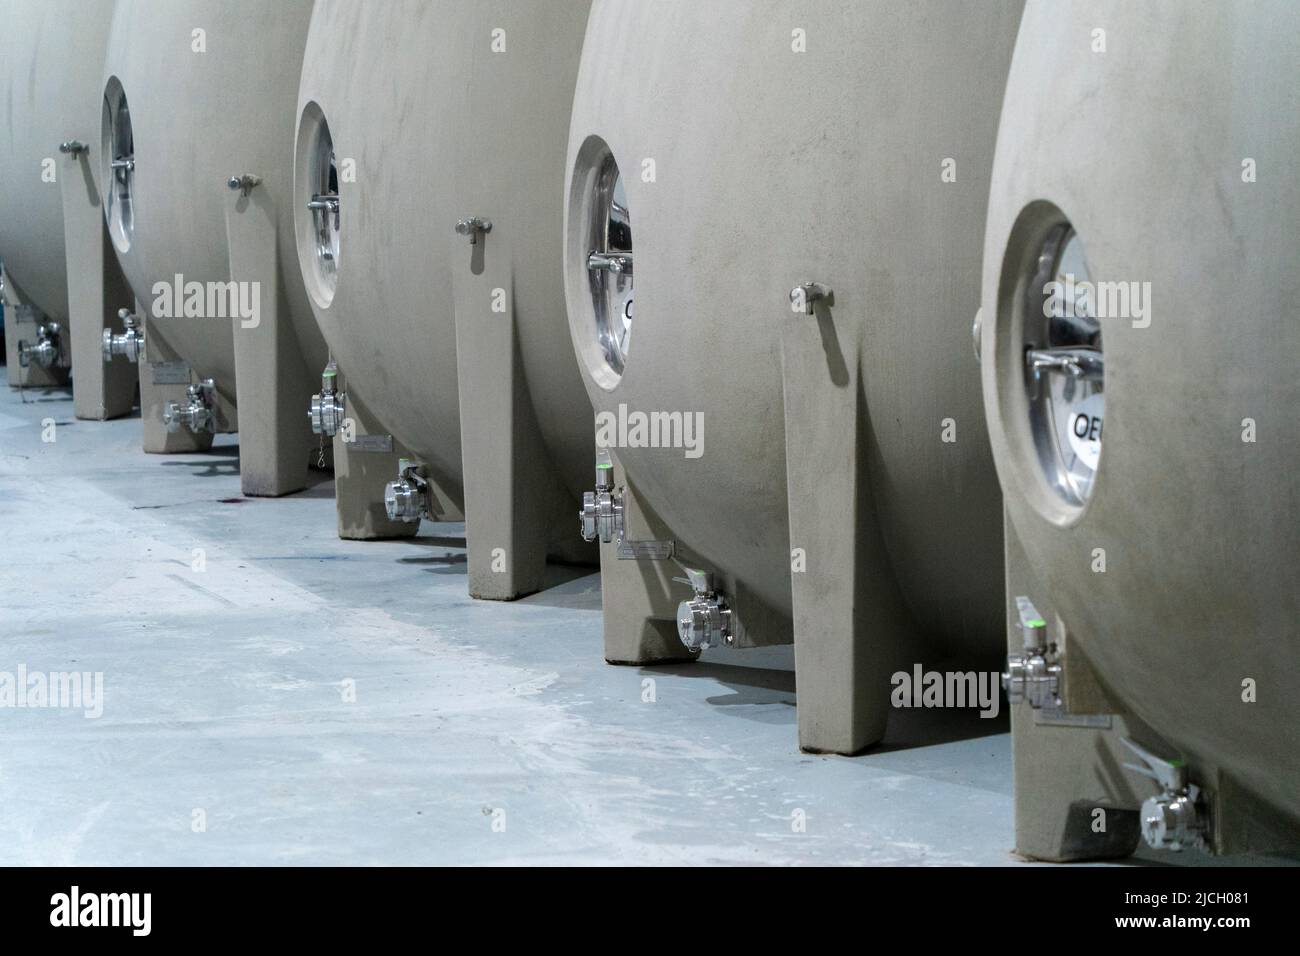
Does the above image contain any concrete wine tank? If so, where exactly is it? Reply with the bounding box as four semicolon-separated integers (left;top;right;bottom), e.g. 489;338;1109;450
0;0;136;417
982;0;1300;860
563;0;1024;753
100;0;328;494
293;0;595;595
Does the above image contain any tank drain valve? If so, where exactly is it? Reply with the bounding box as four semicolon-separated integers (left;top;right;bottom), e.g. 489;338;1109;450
163;379;218;434
1002;596;1062;709
676;568;733;652
579;450;625;544
1122;738;1207;852
17;323;63;369
309;362;346;436
385;459;431;523
58;140;88;156
789;281;832;315
455;217;492;245
103;309;145;363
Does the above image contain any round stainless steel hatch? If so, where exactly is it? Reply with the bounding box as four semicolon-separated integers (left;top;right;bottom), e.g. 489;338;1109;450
1023;223;1104;508
586;153;632;376
102;79;135;251
307;117;340;296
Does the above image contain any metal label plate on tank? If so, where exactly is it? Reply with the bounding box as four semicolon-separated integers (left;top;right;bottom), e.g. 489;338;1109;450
616;539;674;561
150;361;192;385
1034;708;1112;729
346;434;394;454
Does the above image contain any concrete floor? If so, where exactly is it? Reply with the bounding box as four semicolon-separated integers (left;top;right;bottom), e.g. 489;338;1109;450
0;370;1277;866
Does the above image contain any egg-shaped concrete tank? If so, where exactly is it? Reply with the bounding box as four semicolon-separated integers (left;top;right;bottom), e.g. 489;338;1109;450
0;0;115;388
294;0;595;596
564;1;1022;754
982;0;1299;859
102;0;328;494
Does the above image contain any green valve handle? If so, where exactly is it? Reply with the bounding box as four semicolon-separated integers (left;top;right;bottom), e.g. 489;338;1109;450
595;449;614;489
1015;596;1048;652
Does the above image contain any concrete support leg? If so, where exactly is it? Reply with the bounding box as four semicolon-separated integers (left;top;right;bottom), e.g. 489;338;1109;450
224;184;314;497
138;306;214;455
1004;514;1141;861
59;147;136;420
599;450;693;665
781;296;912;755
331;389;419;541
452;235;582;600
3;267;67;389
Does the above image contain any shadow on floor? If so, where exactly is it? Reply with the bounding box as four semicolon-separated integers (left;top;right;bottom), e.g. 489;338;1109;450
8;385;72;403
646;647;797;723
872;705;1009;751
519;566;601;608
397;532;470;569
403;552;469;569
287;468;337;498
641;644;1009;750
158;456;241;478
402;535;468;550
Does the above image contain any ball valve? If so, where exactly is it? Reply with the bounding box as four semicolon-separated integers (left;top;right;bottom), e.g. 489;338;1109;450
17;322;63;369
579;450;624;544
1001;596;1062;710
1122;738;1207;853
384;458;431;523
308;361;346;436
579;452;736;655
675;567;734;652
163;380;218;434
102;309;145;363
